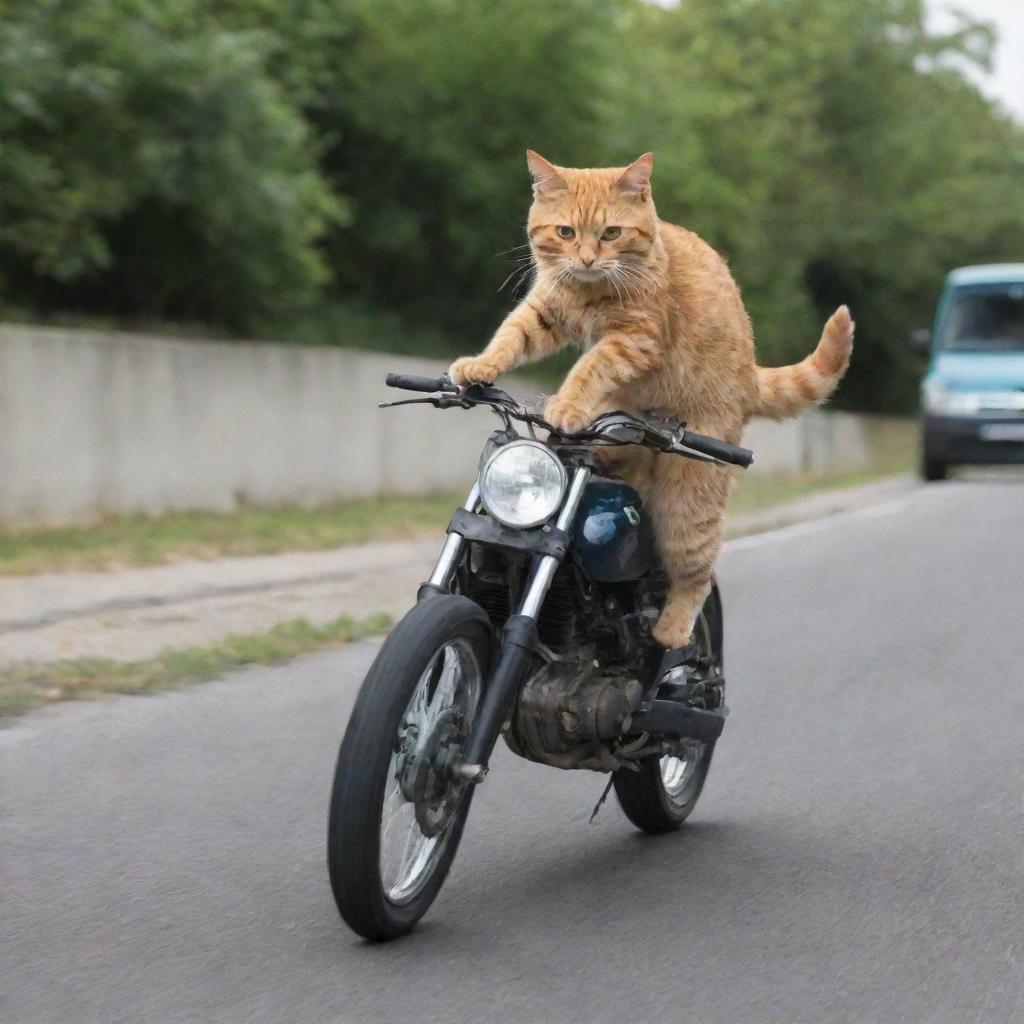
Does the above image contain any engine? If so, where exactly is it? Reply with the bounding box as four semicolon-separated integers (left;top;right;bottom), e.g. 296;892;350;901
504;659;644;771
463;541;659;771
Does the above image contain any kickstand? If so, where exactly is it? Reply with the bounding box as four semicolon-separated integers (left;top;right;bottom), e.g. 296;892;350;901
589;775;615;823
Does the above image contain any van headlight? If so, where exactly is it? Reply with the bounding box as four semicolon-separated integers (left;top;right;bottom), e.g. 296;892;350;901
923;380;982;415
924;379;1024;414
479;440;567;528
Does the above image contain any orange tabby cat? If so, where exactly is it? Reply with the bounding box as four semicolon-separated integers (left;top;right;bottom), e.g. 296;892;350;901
450;151;853;650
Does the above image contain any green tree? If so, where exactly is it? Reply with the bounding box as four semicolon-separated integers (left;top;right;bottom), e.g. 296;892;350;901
2;0;1022;410
308;0;620;338
607;0;1024;410
0;0;339;329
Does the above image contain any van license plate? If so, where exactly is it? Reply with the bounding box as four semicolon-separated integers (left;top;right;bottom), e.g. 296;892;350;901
980;423;1024;442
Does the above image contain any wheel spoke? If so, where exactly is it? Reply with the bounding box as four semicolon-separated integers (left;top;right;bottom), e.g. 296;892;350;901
427;646;459;718
381;774;407;836
396;815;427;885
378;638;482;905
406;656;437;731
660;747;700;797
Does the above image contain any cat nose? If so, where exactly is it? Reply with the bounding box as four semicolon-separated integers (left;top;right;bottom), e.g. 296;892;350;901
579;251;596;267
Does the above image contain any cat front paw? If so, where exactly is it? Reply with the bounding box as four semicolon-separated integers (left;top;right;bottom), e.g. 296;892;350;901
449;355;500;385
545;396;592;433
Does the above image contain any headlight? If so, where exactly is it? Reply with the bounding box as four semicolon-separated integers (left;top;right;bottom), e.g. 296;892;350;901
923;381;1024;415
923;380;981;415
479;440;567;528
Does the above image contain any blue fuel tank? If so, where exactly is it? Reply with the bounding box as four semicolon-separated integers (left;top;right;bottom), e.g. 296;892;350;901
573;480;659;583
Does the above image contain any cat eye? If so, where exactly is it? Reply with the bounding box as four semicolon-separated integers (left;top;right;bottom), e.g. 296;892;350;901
602;226;622;240
557;226;576;239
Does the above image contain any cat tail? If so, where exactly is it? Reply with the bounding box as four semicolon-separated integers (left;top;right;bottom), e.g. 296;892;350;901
751;305;854;420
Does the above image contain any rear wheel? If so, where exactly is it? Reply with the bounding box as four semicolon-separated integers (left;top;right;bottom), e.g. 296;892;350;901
613;593;721;833
327;596;493;940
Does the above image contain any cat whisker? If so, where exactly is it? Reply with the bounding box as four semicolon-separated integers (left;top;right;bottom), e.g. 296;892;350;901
536;263;572;299
614;264;654;301
498;268;523;292
493;241;533;258
608;267;632;301
607;270;625;304
499;261;536;294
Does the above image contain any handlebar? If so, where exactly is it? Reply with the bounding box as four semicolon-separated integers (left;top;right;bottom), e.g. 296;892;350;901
382;371;754;468
385;373;457;394
678;430;754;468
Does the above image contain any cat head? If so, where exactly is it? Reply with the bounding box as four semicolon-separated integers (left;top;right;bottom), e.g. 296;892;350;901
525;151;659;288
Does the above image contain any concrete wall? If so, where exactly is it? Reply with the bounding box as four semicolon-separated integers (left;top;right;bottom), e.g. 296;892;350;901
0;324;908;527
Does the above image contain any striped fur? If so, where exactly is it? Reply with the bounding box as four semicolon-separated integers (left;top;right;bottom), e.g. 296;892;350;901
753;306;855;419
450;153;853;648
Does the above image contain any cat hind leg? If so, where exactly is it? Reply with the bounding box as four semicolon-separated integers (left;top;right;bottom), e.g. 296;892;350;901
652;563;715;649
648;462;729;650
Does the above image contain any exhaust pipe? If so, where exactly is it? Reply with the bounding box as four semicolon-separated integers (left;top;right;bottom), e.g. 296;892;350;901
628;700;727;746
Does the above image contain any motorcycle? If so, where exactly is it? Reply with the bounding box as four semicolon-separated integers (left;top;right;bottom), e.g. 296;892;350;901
326;372;754;940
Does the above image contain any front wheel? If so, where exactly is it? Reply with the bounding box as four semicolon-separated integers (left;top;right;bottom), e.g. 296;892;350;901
920;429;950;482
920;450;949;482
613;595;721;833
327;595;493;940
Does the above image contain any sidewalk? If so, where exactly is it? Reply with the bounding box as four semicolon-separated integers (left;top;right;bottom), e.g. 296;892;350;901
0;476;914;664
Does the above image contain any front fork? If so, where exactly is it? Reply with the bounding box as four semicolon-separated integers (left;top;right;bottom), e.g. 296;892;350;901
423;467;592;781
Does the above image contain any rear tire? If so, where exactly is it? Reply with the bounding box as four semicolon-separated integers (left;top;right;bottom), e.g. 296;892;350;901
327;595;493;940
613;592;722;833
613;740;715;833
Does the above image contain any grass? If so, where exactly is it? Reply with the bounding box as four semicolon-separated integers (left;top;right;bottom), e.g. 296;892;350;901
0;493;462;576
0;422;915;717
0;612;391;717
730;416;915;515
1;454;917;579
1;414;916;578
729;466;902;516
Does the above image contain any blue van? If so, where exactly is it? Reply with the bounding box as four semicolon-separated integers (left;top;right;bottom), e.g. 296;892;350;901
915;263;1024;481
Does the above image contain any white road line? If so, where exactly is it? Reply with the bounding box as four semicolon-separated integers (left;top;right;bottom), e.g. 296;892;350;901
725;497;914;553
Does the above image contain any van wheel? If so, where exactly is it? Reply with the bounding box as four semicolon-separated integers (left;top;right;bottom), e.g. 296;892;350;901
921;451;948;482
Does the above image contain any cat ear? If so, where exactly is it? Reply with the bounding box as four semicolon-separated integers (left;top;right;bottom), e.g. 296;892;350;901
617;152;654;197
526;150;566;197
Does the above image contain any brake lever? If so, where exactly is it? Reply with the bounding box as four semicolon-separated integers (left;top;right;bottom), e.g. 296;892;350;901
463;382;518;406
378;396;472;410
667;440;727;466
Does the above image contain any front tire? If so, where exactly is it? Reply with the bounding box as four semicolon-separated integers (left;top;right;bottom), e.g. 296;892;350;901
613;594;721;833
327;595;493;940
920;428;949;482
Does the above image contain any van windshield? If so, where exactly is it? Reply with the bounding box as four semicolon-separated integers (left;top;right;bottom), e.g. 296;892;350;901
941;283;1024;352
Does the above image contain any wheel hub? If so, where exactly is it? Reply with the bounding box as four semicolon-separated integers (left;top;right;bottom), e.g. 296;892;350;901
397;707;466;837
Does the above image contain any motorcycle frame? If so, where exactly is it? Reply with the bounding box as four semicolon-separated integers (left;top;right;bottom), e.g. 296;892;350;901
386;377;749;783
421;462;592;781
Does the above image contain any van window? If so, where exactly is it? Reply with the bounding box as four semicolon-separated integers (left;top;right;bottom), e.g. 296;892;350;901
941;283;1024;352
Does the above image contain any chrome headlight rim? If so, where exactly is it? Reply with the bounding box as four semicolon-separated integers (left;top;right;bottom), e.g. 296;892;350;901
478;439;568;529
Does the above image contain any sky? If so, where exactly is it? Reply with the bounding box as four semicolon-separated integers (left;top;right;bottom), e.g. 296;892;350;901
927;0;1024;122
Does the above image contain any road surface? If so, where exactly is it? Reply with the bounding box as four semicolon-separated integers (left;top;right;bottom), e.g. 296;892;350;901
2;476;1023;1023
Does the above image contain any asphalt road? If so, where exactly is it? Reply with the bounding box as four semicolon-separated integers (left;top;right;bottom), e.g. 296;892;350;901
3;477;1023;1024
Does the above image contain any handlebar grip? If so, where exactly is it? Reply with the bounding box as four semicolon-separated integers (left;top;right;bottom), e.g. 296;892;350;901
681;431;754;468
385;373;454;394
